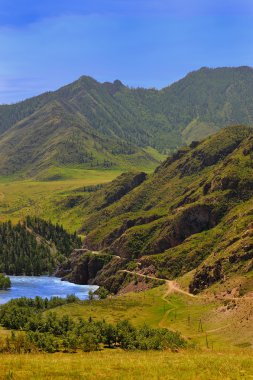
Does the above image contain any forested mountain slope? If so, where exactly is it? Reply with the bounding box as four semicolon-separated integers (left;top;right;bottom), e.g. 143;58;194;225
0;218;81;275
58;126;253;293
0;67;253;175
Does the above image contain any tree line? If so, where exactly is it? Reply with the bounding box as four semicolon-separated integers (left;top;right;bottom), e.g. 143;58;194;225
0;218;82;275
0;296;187;353
25;216;82;258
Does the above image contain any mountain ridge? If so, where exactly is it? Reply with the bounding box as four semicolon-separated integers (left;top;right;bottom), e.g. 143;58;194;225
1;66;253;176
55;125;253;294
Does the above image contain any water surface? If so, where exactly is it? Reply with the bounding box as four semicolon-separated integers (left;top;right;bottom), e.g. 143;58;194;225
0;276;98;304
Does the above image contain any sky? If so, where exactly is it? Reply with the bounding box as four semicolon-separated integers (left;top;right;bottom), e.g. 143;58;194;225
1;0;253;103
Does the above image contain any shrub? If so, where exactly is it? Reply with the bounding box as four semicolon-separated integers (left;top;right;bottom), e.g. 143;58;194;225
82;333;99;352
0;274;11;289
95;287;109;299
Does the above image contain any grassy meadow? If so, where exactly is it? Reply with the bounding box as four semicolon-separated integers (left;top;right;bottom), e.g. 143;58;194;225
45;284;248;350
1;350;253;380
0;168;122;233
1;284;253;379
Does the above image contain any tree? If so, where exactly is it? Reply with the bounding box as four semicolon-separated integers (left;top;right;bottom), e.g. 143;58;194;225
0;274;11;290
88;290;94;301
95;287;109;299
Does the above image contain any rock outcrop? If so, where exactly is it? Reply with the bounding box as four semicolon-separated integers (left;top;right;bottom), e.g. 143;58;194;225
55;249;112;284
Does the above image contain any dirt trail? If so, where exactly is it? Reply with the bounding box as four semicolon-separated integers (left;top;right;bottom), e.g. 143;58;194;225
120;270;236;335
120;270;195;298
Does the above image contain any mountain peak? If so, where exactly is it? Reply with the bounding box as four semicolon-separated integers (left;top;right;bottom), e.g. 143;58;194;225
0;66;253;176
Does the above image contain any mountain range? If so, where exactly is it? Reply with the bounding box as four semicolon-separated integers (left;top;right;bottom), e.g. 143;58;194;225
56;125;253;294
1;66;253;176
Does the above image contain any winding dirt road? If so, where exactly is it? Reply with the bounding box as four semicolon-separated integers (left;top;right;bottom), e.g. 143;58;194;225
119;270;195;298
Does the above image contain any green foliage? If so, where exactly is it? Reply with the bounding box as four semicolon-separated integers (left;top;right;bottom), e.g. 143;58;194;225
0;274;11;289
0;296;79;330
28;331;60;353
95;287;109;299
25;216;82;257
0;218;81;275
0;297;187;353
0;331;37;354
88;290;94;301
0;220;53;275
78;126;253;292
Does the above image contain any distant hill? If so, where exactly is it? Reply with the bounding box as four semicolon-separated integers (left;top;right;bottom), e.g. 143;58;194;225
0;66;253;175
56;126;253;294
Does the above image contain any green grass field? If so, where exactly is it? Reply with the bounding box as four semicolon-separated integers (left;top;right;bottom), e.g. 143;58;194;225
1;283;253;379
0;168;122;233
1;350;253;380
45;285;241;350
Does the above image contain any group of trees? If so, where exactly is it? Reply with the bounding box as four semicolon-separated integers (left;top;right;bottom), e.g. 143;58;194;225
0;274;11;289
0;218;82;275
0;221;54;275
25;216;82;258
0;297;187;353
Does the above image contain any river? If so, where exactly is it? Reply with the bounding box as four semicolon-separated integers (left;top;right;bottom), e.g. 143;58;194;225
0;276;98;304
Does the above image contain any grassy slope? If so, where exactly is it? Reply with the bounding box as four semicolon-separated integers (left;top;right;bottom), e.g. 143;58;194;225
45;284;253;349
0;99;163;176
0;76;168;176
73;126;252;292
1;67;253;176
0;169;122;233
1;285;253;379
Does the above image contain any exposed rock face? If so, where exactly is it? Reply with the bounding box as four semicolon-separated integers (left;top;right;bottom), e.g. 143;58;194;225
151;204;217;254
55;249;112;284
189;260;224;294
177;125;251;176
90;258;128;293
56;249;133;294
189;222;253;293
106;204;217;259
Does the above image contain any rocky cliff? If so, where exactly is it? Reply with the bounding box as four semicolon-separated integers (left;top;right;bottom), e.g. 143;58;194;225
59;126;253;294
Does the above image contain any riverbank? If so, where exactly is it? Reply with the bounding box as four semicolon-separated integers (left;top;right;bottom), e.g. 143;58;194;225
0;276;97;304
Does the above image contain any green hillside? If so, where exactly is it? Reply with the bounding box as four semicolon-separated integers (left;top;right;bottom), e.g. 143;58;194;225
1;67;253;175
0;218;81;275
58;125;253;294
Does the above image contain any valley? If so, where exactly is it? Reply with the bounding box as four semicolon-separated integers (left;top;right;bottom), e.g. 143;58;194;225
0;70;252;380
2;0;253;376
52;125;252;298
0;168;122;232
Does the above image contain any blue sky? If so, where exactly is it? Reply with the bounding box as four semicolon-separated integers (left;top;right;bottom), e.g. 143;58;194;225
1;0;253;103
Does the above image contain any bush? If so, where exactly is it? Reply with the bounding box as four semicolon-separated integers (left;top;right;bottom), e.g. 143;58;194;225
63;332;79;352
0;332;37;354
82;333;99;352
28;332;59;353
95;287;109;299
0;274;11;289
88;290;94;301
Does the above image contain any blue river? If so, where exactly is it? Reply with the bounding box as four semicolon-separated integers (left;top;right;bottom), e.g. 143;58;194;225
0;276;98;304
